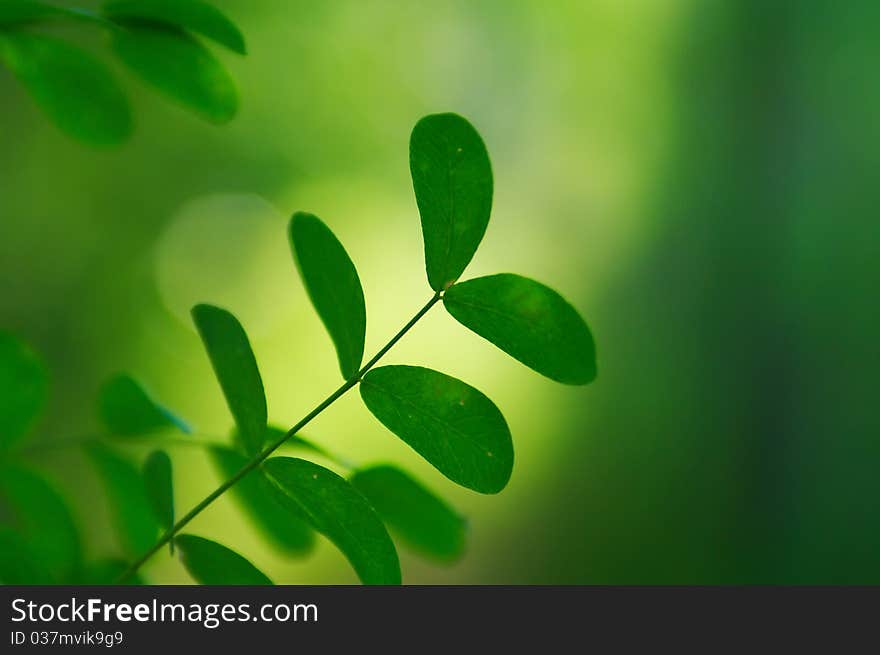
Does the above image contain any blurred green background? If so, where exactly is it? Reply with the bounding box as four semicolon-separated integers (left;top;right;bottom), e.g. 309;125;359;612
2;0;878;583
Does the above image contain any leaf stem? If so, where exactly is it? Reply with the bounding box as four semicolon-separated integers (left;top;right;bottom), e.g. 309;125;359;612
116;290;442;582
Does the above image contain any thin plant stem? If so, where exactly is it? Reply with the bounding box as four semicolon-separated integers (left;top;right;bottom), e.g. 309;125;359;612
116;290;442;582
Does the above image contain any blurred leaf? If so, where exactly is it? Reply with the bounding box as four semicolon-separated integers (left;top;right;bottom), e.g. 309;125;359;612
410;113;493;291
211;446;314;554
0;0;62;25
98;374;190;436
444;273;597;385
0;31;132;145
103;0;246;54
192;304;267;455
289;212;366;380
111;22;237;123
263;457;401;585
143;450;174;532
88;443;159;558
0;463;81;582
360;365;513;494
176;534;272;585
78;558;144;585
0;332;47;451
0;527;52;584
351;465;466;561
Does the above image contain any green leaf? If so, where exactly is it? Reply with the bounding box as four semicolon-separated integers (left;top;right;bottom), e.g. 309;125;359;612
111;22;237;123
360;365;513;494
0;332;47;451
87;444;159;558
444;273;597;385
0;527;52;584
103;0;246;54
0;0;62;25
0;31;132;145
78;558;144;585
351;465;466;561
211;446;314;554
192;304;267;455
98;374;190;436
0;463;81;582
410;113;493;291
143;450;174;531
176;534;272;585
263;457;401;585
289;212;366;380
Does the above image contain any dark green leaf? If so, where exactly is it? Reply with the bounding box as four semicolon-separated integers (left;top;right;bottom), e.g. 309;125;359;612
191;304;267;455
0;527;52;584
88;444;159;558
98;374;190;436
0;31;132;145
360;365;513;494
143;450;174;531
111;22;237;123
0;332;47;451
211;446;314;553
78;559;144;585
289;212;366;380
176;534;272;585
0;464;81;582
0;0;62;25
263;457;401;585
410;113;493;291
351;465;466;561
444;273;597;385
103;0;246;54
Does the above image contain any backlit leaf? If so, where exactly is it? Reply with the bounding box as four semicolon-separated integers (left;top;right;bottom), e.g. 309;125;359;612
98;374;190;435
360;365;513;494
211;446;314;553
0;0;62;25
103;0;246;54
0;332;47;451
444;273;597;385
111;22;237;123
0;31;131;145
410;113;493;291
143;450;174;531
0;527;52;584
88;443;159;558
351;465;466;561
192;304;267;455
0;464;81;582
176;534;272;585
78;559;144;585
263;457;401;585
289;212;366;380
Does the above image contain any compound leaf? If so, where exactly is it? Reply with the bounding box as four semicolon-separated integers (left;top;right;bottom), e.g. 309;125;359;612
103;0;246;54
0;464;81;582
0;332;47;451
360;365;513;494
192;304;267;455
351;465;466;561
98;374;190;436
111;22;237;123
444;273;597;385
263;457;401;585
88;443;159;558
0;30;132;145
176;534;272;585
211;446;314;553
143;450;174;531
289;212;366;380
410;113;493;291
